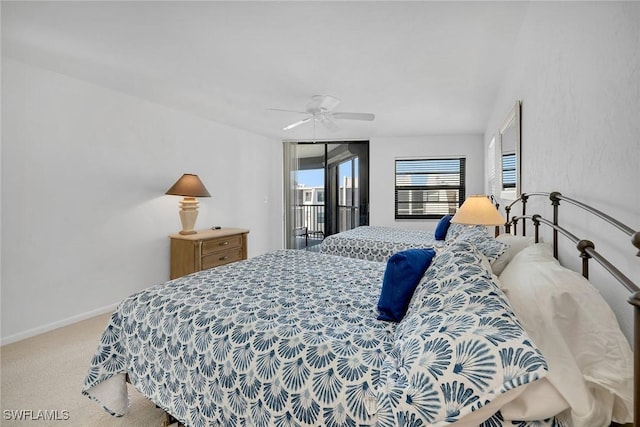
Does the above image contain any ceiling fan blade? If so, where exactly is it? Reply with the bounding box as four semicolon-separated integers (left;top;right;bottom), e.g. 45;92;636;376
331;112;375;121
282;117;312;131
307;95;340;112
320;116;340;132
268;108;308;114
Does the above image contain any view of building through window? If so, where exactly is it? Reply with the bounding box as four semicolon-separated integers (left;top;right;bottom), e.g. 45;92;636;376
395;157;465;219
295;157;360;237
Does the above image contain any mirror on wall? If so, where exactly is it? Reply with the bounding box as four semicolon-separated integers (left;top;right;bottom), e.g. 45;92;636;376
498;100;521;200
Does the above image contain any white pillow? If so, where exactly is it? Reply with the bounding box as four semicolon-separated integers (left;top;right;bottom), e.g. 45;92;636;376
490;233;535;276
498;243;634;426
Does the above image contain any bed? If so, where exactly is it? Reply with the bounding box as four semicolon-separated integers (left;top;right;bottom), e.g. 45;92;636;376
319;198;501;263
82;192;638;427
83;244;554;426
320;223;507;268
319;217;495;263
319;225;439;262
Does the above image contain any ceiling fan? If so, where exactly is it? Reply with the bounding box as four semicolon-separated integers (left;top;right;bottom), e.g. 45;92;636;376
271;95;375;131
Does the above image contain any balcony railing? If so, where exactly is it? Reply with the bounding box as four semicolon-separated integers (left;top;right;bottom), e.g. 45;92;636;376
294;204;325;235
294;204;360;235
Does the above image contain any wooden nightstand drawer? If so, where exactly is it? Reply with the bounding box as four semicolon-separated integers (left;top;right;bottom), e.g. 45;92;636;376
201;247;244;269
202;235;242;254
169;228;249;279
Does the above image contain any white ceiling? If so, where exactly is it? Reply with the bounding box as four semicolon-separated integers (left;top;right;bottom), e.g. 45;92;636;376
2;1;529;140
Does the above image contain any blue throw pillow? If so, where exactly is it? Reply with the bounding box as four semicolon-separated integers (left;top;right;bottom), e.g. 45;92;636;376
434;214;453;240
377;248;436;322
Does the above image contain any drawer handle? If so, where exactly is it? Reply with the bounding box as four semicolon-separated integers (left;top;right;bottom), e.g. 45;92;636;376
219;241;229;246
219;256;229;261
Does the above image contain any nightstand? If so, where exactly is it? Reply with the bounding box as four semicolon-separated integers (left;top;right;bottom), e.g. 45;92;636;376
169;228;250;279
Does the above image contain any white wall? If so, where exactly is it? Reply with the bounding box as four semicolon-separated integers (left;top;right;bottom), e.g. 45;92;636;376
484;2;640;342
370;135;484;229
1;58;283;343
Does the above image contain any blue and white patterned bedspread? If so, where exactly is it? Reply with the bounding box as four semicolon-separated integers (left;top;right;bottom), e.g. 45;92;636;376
320;226;436;262
83;251;394;426
82;249;562;427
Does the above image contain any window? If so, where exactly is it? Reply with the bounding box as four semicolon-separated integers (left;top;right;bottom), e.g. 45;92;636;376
501;153;516;189
304;191;312;203
395;158;466;219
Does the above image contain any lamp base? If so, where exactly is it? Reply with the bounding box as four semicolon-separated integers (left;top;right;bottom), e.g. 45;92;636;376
178;230;197;235
178;197;199;235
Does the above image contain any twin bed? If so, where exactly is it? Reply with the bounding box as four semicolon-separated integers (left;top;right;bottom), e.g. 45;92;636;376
83;193;638;427
318;226;438;262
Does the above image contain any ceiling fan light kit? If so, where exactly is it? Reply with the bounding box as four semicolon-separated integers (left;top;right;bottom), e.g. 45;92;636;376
271;95;375;132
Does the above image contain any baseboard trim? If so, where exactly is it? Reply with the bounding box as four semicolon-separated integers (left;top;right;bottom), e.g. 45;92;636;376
1;303;119;346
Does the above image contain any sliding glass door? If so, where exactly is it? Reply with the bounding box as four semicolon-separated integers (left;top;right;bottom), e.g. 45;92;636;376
284;141;369;249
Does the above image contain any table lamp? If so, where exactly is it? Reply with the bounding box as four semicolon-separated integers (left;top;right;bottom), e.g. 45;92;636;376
451;195;505;226
165;173;211;235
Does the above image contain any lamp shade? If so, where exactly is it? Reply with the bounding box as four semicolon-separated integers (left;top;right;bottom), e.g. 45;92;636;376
451;195;505;226
165;174;211;197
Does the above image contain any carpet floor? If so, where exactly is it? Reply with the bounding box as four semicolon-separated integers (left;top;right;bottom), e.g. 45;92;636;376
1;313;170;426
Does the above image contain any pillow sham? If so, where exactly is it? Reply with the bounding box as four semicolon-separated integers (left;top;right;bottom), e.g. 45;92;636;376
376;240;549;426
444;222;486;241
490;233;535;276
499;243;634;425
447;226;508;264
377;248;436;322
434;214;453;240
